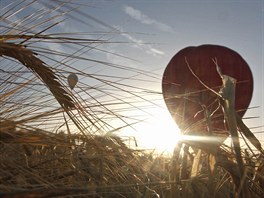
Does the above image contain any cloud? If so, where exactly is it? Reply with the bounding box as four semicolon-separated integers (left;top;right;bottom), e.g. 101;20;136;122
149;48;164;56
121;29;165;57
123;5;175;33
123;6;154;25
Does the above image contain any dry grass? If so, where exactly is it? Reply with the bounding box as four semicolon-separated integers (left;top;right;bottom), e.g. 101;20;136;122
0;129;166;197
0;1;264;198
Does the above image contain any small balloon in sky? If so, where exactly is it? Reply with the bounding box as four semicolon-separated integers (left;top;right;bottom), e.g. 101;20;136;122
67;73;78;90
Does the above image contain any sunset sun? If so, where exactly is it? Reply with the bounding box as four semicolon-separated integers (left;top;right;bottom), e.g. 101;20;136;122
121;106;181;154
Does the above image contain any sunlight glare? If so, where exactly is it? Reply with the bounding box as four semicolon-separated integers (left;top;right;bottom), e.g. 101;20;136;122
132;108;181;155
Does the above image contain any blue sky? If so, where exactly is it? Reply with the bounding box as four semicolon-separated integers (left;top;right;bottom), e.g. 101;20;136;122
1;0;263;152
79;0;264;139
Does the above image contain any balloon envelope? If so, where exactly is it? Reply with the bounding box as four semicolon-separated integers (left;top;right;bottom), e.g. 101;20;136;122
162;44;253;134
67;73;78;89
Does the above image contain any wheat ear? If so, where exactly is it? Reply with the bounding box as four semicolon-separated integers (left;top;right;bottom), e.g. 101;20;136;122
0;42;75;109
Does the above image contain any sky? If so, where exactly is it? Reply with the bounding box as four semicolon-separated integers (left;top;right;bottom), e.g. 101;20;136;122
1;0;263;154
77;0;264;151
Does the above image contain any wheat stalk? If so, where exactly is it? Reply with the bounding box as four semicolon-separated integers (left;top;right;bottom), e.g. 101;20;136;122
0;42;75;110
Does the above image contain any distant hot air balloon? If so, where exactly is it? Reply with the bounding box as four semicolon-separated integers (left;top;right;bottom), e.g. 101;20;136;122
162;44;253;135
67;73;78;90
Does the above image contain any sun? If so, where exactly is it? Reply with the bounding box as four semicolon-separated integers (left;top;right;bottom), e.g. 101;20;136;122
130;107;181;155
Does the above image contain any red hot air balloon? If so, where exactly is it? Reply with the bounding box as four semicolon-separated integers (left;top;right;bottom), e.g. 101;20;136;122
162;44;253;135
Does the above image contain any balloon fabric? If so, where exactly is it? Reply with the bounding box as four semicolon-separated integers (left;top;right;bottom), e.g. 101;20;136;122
162;44;253;135
67;73;78;90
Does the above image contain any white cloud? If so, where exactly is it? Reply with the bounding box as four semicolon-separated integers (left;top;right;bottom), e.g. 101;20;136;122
123;5;175;33
123;6;155;25
149;48;164;55
121;30;165;57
